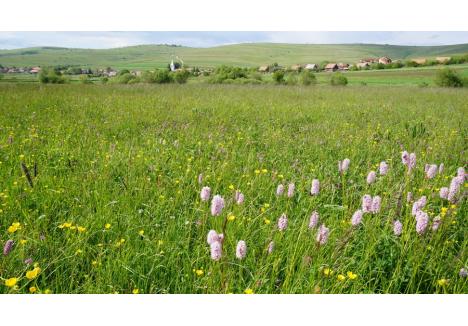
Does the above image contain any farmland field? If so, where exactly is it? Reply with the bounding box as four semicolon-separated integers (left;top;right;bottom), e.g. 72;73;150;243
0;84;467;294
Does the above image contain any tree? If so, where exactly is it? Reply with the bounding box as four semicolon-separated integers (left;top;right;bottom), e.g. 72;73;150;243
173;69;190;84
299;70;316;86
434;68;464;87
272;70;285;84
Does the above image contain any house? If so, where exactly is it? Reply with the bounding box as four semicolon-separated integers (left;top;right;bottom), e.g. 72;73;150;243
290;64;302;71
324;63;339;72
258;65;269;73
356;62;370;69
436;56;451;63
30;67;41;74
338;63;349;71
378;56;392;65
304;64;318;71
412;58;427;65
360;58;379;64
108;71;117;77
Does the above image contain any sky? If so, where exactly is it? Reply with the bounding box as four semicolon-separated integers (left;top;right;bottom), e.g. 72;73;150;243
0;32;468;49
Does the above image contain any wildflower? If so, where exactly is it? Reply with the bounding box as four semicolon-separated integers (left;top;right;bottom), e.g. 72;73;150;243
210;241;222;261
366;171;376;184
210;195;225;216
24;258;33;265
200;186;211;202
7;222;21;233
459;268;467;278
138;230;144;236
448;176;463;202
235;190;244;205
227;214;236;221
323;268;334;277
409;153;417;170
393;220;402;236
457;167;466;179
198;173;203;184
427;164;438;179
309;211;319;229
195;269;204;276
267;241;274;254
207;230;221;245
337;274;346;281
379;161;388;175
439;187;449;200
412;196;427;216
277;213;288;231
401;151;410;165
347;271;358;280
228;184;235;190
407;192;413;203
438;163;444;174
29;286;37;293
316;224;330;245
351;210;363;226
20;239;27;245
236;240;247;260
77;226;86;233
432;216;441;231
264;218;271;225
415;210;429;235
371;196;381;213
26;267;41;280
287;183;295;198
310;179;320;196
5;277;17;287
437;279;448;286
362;194;372;213
105;223;111;229
132;288;139;294
338;158;350;174
244;288;254;294
3;239;14;256
276;184;284;196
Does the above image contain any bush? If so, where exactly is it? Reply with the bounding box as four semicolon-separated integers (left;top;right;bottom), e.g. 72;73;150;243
38;69;66;84
153;70;173;84
101;77;109;84
434;68;464;87
330;73;348;86
173;70;190;84
117;73;136;84
79;74;93;84
299;70;316;86
272;70;285;84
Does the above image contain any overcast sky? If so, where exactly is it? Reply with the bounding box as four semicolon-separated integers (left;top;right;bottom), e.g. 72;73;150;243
1;32;467;49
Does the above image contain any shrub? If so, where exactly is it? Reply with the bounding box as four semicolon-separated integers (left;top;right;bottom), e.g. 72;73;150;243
434;68;464;87
153;70;173;84
79;74;93;84
272;70;285;84
117;73;136;84
330;73;348;86
299;70;316;86
173;70;190;84
101;77;109;84
38;69;66;84
118;69;130;76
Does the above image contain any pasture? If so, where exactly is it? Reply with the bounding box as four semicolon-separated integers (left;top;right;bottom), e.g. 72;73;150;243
0;84;466;294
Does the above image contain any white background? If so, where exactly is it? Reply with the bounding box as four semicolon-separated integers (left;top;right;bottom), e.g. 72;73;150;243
1;0;467;325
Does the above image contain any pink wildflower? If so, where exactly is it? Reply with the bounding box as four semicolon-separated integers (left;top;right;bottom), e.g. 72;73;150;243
407;192;413;203
278;213;288;231
207;230;220;245
198;173;203;184
415;210;429;235
267;241;274;254
426;164;437;179
235;190;244;205
339;158;350;174
457;167;466;179
316;224;330;245
236;240;247;260
367;171;376;184
309;211;319;229
379;161;388;175
200;186;211;202
310;179;320;196
210;241;222;261
276;184;284;196
409;153;417;170
448;176;463;202
401;151;410;165
3;240;14;256
362;194;372;213
432;216;441;231
438;163;444;174
393;220;402;236
371;196;381;213
351;210;363;226
439;187;449;200
287;183;295;198
210;195;225;216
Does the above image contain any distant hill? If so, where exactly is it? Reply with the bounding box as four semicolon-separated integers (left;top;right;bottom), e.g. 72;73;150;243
1;43;467;70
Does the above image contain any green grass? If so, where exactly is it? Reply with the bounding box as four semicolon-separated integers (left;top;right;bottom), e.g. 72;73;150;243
0;84;466;294
1;43;468;69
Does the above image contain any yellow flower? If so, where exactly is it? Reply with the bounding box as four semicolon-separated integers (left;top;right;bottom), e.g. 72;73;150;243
63;222;72;228
29;286;37;293
7;222;21;233
323;268;334;277
244;288;254;294
5;277;17;287
77;226;86;233
261;207;266;213
254;169;260;174
75;249;83;255
44;289;52;294
263;203;270;208
437;279;448;286
132;288;139;294
158;240;164;246
264;218;271;225
228;184;235;190
450;204;456;209
105;223;111;229
337;274;346;281
347;271;358;280
26;267;41;280
92;260;98;266
227;214;236;221
261;169;268;174
20;239;27;245
195;269;204;276
278;174;284;179
138;230;145;236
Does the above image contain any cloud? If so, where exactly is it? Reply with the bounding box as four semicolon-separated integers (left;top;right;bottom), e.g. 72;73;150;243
0;31;467;49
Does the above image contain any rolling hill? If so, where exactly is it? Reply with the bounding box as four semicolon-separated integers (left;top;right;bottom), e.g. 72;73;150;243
1;43;468;70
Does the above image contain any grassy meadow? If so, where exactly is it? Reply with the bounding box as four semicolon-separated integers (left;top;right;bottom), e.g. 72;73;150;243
0;83;467;294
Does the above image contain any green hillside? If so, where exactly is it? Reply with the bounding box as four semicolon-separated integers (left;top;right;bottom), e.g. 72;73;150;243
1;43;468;70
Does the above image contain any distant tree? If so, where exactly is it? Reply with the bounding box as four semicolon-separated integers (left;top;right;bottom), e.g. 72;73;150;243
434;68;464;87
38;68;66;84
153;69;173;83
173;69;190;84
299;70;316;85
118;69;130;76
330;73;348;86
286;73;298;85
79;74;93;84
